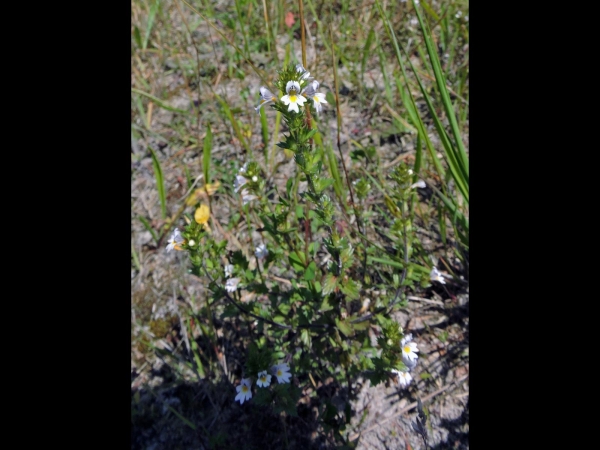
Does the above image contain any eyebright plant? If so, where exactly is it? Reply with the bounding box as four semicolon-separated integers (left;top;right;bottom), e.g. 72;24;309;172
167;62;438;435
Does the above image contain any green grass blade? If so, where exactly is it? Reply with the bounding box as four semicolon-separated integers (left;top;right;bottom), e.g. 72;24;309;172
375;0;445;179
148;147;167;219
131;88;190;115
138;215;158;242
214;93;251;154
324;141;344;203
413;1;468;177
143;0;159;50
203;124;212;185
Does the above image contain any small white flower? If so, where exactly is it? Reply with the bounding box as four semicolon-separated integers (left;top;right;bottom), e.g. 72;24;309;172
234;174;248;193
411;180;426;189
295;63;312;81
311;92;328;114
225;277;240;293
271;363;291;383
224;264;233;278
281;81;307;113
301;80;319;97
407;169;413;175
166;228;185;252
401;338;419;362
255;243;268;259
430;267;446;285
392;369;412;388
235;378;252;404
188;239;196;247
239;162;248;173
256;370;272;388
240;188;257;205
254;86;278;113
252;175;258;182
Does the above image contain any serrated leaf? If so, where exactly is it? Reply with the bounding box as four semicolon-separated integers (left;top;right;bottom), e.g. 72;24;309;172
315;178;335;194
322;273;338;296
319;296;334;312
300;329;311;348
335;318;353;337
273;315;286;324
339;278;360;300
351;319;370;331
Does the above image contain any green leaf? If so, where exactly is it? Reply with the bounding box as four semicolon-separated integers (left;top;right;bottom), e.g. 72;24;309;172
304;261;317;281
273;315;287;324
351;319;370;331
319;296;335;312
143;0;159;50
288;251;306;272
137;216;158;242
300;329;311;348
133;26;142;48
148;147;167;219
335;318;354;337
322;273;338;296
131;88;190;115
278;303;291;315
315;177;335;194
339;278;360;300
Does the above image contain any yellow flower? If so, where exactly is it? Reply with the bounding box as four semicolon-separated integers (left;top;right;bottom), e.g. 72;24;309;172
194;204;210;225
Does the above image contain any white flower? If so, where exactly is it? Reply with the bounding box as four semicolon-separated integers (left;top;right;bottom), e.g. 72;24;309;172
234;174;248;193
271;363;291;383
225;277;240;293
400;333;413;346
256;370;272;388
188;239;196;247
240;188;257;205
301;80;319;97
254;86;278;113
430;267;446;285
166;228;184;252
235;378;252;404
392;369;412;388
311;93;328;114
255;243;268;259
295;63;312;81
252;175;258;182
411;180;426;189
239;162;248;173
281;81;307;113
224;264;233;278
401;338;419;362
301;80;328;114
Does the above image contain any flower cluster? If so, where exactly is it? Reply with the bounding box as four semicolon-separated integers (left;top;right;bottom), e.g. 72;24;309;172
235;161;261;206
234;363;292;404
223;259;241;293
255;63;328;116
392;334;420;389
